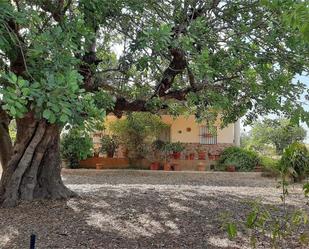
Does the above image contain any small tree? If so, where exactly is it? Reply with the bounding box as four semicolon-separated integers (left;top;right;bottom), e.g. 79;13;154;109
109;113;167;160
100;135;119;158
279;142;309;182
243;119;307;155
60;129;93;168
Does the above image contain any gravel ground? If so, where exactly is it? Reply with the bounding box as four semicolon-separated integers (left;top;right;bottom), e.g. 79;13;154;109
0;169;308;249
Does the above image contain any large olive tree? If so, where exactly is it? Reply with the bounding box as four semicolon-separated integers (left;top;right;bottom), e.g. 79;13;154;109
0;0;308;207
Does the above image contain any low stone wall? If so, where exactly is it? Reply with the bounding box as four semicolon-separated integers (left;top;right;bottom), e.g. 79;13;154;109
79;143;233;171
79;157;130;169
175;143;233;160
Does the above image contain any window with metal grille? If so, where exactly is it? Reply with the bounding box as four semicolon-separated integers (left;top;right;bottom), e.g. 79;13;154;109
199;126;217;144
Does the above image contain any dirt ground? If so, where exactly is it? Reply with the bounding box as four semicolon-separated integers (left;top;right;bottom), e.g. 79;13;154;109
0;169;308;249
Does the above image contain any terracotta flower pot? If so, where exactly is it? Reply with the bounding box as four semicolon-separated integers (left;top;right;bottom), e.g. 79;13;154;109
164;162;171;171
214;155;220;160
107;151;114;158
208;155;215;160
172;152;181;160
150;162;160;170
197;162;205;171
198;152;206;160
227;165;236;172
254;165;262;172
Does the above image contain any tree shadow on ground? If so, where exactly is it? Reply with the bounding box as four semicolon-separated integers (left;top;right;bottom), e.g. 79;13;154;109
0;181;308;249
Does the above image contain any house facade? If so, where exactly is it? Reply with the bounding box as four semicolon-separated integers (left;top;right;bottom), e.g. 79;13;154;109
159;114;240;146
93;114;240;164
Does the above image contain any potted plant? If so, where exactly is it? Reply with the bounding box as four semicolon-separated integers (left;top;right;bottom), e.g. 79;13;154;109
196;147;206;160
226;165;236;172
160;142;173;171
170;142;185;160
197;162;205;171
208;153;215;160
60;128;93;168
150;161;160;170
100;135;119;158
149;140;165;170
93;148;100;158
172;162;181;171
164;162;172;171
254;165;263;172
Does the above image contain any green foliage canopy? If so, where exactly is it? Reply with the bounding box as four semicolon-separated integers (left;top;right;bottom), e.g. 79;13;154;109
0;0;308;128
242;118;307;155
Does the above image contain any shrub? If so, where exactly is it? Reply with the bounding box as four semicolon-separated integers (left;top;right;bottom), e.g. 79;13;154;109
218;146;260;171
260;156;280;177
109;112;167;160
169;142;185;153
61;129;93;168
279;142;309;182
100;135;119;158
152;139;166;151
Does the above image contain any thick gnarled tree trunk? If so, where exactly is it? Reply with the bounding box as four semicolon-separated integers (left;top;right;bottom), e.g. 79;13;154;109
0;108;13;170
0;113;76;207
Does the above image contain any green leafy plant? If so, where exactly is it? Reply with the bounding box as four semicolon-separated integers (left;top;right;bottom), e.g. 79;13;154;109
260;156;280;178
100;135;119;158
218;147;260;171
279;142;309;182
169;142;185;153
152;139;166;151
222;173;309;248
109;113;167;160
60;129;93;168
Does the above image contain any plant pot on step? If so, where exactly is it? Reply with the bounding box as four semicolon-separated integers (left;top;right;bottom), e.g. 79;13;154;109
150;162;160;170
93;152;100;158
198;152;206;160
107;151;114;158
227;165;236;172
172;152;181;160
208;154;215;160
197;162;205;171
254;165;262;172
164;162;171;171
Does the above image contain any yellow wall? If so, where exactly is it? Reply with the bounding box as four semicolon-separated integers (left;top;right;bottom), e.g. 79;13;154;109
103;114;235;144
160;115;234;144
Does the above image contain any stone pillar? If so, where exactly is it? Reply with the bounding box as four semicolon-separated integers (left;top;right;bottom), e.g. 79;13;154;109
234;119;240;146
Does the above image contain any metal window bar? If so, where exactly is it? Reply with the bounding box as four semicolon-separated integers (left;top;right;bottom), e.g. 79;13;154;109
199;126;217;144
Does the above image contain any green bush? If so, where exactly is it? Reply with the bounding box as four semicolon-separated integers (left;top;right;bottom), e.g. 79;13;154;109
152;139;166;151
109;112;167;160
100;135;119;157
218;146;260;171
169;142;185;153
260;156;280;177
279;142;309;182
61;129;93;168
